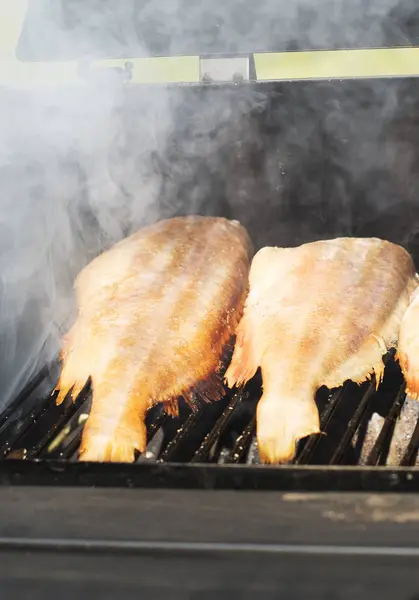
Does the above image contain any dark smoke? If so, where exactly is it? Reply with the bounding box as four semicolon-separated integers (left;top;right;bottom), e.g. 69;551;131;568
0;0;419;407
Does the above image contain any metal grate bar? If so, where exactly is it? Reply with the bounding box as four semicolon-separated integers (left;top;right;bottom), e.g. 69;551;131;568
365;384;407;466
8;383;91;460
224;415;256;464
146;408;168;442
329;379;377;465
0;365;51;431
40;396;92;460
60;430;83;461
400;412;419;466
0;355;414;469
136;408;170;463
295;384;349;465
191;390;246;463
0;392;58;458
157;408;204;463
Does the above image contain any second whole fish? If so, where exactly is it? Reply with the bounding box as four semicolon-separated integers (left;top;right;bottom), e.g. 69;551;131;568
225;237;419;463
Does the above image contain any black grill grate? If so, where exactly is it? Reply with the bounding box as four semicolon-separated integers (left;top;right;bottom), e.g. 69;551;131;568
0;351;419;469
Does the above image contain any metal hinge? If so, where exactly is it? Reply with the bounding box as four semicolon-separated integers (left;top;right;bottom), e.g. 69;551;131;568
199;56;250;83
77;60;133;83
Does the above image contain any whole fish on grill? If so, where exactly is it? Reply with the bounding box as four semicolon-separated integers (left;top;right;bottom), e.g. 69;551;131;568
225;237;419;464
56;216;253;462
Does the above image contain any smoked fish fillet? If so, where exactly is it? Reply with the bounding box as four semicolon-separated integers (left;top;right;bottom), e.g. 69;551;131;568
225;237;418;464
56;216;252;462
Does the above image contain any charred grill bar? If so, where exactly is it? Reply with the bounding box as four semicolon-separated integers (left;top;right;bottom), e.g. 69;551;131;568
1;351;419;491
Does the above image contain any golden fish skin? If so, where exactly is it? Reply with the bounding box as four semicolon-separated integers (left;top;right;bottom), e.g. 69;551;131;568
225;237;417;464
396;282;419;398
56;216;253;462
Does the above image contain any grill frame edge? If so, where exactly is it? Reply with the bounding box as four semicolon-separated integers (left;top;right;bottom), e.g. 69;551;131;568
1;459;419;493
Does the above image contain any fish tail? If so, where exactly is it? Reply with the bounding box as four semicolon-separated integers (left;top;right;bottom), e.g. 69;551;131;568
256;389;320;464
79;386;148;463
79;433;145;462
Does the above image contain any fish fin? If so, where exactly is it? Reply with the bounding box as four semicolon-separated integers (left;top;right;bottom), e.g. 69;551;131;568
55;360;89;406
172;336;235;411
164;399;180;417
55;326;91;405
181;371;226;411
55;381;87;406
256;390;320;464
224;317;258;389
323;334;386;391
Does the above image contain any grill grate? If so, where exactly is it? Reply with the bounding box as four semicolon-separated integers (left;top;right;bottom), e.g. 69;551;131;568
1;351;419;469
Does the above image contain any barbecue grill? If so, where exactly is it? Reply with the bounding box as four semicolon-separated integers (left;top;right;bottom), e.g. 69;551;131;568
4;0;419;598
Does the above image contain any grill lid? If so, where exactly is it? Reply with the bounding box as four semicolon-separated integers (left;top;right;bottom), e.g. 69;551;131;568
18;0;419;60
10;0;419;85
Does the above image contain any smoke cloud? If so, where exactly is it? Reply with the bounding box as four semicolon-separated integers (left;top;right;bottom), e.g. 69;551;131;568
0;0;418;406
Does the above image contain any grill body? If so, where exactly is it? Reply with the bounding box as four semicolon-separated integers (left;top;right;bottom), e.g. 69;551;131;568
4;2;419;597
4;78;419;486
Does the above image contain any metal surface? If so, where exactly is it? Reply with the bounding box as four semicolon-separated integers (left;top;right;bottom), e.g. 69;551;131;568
4;488;419;599
2;541;419;600
199;57;250;82
4;0;419;87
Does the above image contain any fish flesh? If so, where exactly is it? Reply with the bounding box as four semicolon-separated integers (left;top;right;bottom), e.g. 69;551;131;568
225;237;418;464
56;216;253;462
396;286;419;399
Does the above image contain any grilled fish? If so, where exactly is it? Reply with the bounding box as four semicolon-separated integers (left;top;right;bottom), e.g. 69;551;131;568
56;216;253;462
225;237;418;464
